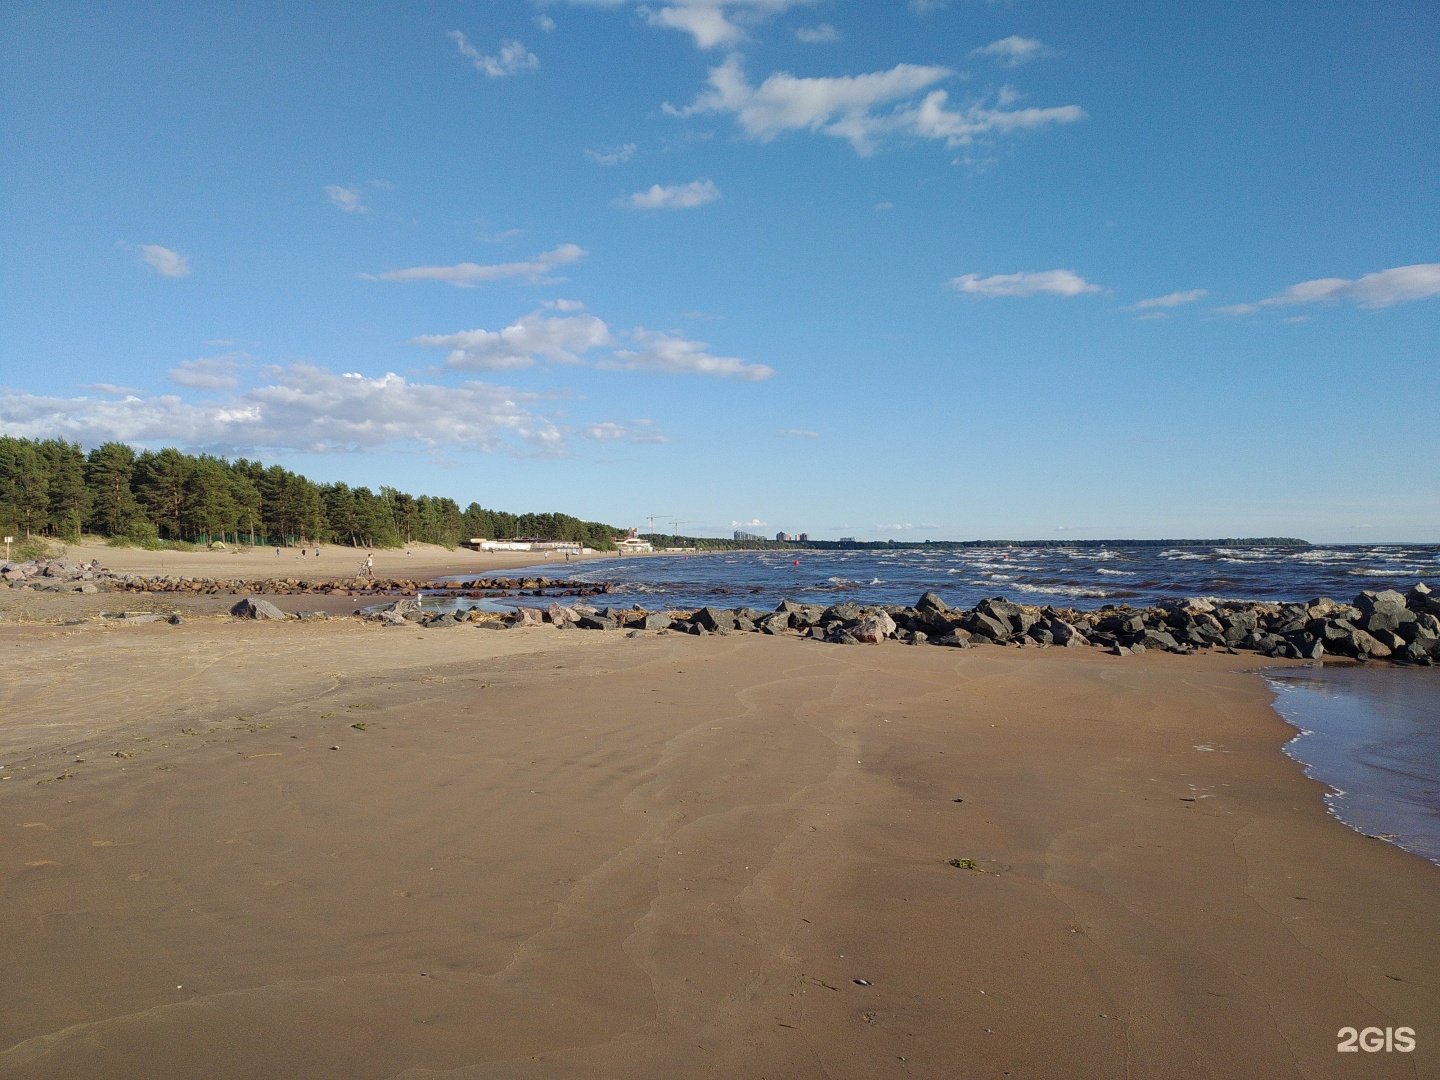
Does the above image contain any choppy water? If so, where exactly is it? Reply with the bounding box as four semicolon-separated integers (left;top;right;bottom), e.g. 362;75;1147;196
507;544;1439;613
1267;668;1440;866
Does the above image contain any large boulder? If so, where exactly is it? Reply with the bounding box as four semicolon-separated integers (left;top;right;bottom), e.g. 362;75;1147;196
849;610;897;644
628;611;673;631
576;614;618;630
915;591;950;615
545;602;578;626
231;597;288;620
693;607;738;632
509;606;545;628
962;610;1012;642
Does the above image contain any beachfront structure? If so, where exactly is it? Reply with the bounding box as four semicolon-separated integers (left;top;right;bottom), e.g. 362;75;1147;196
616;528;653;554
464;538;592;554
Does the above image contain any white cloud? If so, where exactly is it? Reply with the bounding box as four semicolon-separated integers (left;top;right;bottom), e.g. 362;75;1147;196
413;311;612;371
603;328;774;379
367;243;586;287
82;383;140;396
908;0;946;13
949;269;1100;298
795;23;839;43
0;366;564;454
141;245;191;278
874;201;893;210
638;0;815;49
582;419;670;443
969;36;1049;66
586;142;637;165
1127;288;1208;311
535;14;557;31
876;522;940;531
544;298;587;311
167;354;248;390
324;185;367;213
1220;264;1440;314
776;428;818;438
732;518;767;528
623;179;720;210
665;55;1082;155
447;31;538;78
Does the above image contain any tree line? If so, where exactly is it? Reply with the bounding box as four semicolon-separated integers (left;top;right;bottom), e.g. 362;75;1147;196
0;437;622;550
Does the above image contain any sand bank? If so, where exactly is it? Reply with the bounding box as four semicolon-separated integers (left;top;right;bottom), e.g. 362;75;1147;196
1;620;1435;1078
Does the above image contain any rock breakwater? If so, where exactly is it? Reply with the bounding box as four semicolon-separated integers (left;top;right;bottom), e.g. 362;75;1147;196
378;584;1438;666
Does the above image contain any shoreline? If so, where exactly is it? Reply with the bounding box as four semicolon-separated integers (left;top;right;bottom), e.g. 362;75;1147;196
1;616;1436;1076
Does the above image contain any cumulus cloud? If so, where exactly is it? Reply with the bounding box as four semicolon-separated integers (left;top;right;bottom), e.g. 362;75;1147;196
324;185;367;213
602;328;774;380
732;518;767;528
1126;288;1208;311
665;55;1082;155
167;354;247;391
876;522;940;531
535;14;557;31
949;269;1100;298
586;142;637;165
413;311;612;371
776;428;818;438
1220;264;1440;314
622;179;720;210
969;36;1049;66
366;244;586;287
642;0;815;49
795;23;839;43
141;245;191;278
448;31;538;77
0;366;563;454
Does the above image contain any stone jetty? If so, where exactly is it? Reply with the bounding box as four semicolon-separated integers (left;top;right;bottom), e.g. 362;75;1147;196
372;584;1439;666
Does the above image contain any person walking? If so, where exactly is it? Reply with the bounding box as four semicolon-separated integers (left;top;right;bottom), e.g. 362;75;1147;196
365;552;374;579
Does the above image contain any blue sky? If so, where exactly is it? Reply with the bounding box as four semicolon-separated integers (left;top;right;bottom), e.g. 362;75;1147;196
2;1;1437;541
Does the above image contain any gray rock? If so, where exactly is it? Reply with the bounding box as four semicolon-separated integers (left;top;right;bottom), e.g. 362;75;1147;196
915;591;950;615
628;612;673;631
693;607;737;632
296;610;329;620
933;631;970;648
850;610;896;644
576;615;617;630
76;583;99;594
168;613;184;625
509;606;546;628
231;597;288;620
822;601;864;624
545;602;578;626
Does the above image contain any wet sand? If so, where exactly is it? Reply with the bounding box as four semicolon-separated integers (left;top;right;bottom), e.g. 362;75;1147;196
1;619;1436;1079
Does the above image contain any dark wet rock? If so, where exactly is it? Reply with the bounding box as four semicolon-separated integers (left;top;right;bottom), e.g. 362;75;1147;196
231;597;288;620
915;591;950;615
693;607;737;632
961;610;1011;642
822;601;864;624
576;615;617;631
933;630;970;648
167;613;184;625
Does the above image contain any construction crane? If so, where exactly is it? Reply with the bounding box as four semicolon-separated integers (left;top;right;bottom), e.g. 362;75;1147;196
645;513;670;538
670;520;700;544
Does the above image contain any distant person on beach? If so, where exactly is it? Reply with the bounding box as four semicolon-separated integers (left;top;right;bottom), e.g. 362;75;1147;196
366;553;374;579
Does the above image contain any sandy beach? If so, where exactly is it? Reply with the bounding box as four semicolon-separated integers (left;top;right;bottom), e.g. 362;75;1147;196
1;610;1435;1079
55;540;634;582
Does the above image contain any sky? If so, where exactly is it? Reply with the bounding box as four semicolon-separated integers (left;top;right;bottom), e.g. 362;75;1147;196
2;1;1437;542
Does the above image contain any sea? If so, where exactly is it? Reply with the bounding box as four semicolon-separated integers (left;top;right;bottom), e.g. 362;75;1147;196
458;543;1440;866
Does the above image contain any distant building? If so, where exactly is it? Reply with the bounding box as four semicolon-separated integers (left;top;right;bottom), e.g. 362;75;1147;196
776;531;787;542
466;538;589;553
616;527;653;554
797;533;809;542
838;536;857;544
734;530;764;541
